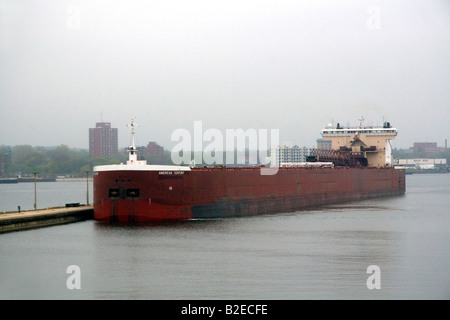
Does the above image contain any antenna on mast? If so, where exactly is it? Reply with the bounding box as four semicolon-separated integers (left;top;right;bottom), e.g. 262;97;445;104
126;116;146;165
127;116;138;148
358;116;365;128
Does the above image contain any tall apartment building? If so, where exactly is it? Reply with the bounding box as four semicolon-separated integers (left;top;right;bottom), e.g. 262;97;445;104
89;122;118;158
0;146;11;176
270;144;311;167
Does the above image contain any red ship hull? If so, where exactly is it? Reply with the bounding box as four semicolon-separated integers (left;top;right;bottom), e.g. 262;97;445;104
93;166;406;222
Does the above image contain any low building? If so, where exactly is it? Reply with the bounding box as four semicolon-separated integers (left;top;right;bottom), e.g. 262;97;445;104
147;141;164;157
412;142;439;153
397;158;447;170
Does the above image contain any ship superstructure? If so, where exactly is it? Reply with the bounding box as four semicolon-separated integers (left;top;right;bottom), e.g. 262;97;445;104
321;117;397;167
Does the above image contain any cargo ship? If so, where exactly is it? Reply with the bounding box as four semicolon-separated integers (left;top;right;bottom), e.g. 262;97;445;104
93;118;405;222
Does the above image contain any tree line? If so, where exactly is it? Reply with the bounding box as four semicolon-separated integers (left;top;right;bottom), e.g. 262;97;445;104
0;145;173;178
392;148;450;163
2;144;448;178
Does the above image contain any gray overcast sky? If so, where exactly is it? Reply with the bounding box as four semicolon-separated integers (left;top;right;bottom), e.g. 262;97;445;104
1;0;449;150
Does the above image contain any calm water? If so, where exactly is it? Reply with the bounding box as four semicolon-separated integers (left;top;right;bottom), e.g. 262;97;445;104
0;180;93;212
0;174;449;300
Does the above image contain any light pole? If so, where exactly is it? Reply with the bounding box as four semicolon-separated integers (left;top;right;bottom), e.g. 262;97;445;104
33;171;37;210
86;170;89;206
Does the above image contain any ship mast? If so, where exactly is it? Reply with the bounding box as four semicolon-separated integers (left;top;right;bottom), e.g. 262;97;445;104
126;117;146;165
128;116;137;149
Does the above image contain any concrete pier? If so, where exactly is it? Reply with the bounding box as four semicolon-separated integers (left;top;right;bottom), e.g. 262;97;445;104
0;206;94;234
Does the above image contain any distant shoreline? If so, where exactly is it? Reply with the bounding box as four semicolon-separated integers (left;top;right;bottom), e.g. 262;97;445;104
0;178;93;184
56;178;93;182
